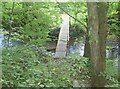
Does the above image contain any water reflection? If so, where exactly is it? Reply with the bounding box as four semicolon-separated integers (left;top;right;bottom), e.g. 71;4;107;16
0;34;118;60
0;34;4;48
68;43;84;56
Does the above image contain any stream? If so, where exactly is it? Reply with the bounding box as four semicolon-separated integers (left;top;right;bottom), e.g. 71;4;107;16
0;34;4;48
0;34;119;60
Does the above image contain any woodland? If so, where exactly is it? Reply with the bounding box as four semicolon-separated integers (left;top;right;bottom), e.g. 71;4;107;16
0;1;120;88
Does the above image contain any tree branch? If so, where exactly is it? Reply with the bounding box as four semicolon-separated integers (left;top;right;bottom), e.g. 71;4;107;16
56;1;87;30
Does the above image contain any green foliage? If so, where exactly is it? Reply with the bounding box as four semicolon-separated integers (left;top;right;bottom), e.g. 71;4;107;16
2;45;51;87
2;2;61;46
64;2;87;25
70;24;85;39
108;2;120;36
2;2;88;46
48;24;85;41
2;45;90;87
2;45;119;87
104;59;119;87
48;27;60;40
21;3;51;45
1;2;120;88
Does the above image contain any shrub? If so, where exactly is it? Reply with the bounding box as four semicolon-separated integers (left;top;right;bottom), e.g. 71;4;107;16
2;46;90;87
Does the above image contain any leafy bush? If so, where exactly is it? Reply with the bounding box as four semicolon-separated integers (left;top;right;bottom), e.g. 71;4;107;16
2;45;118;87
104;59;119;87
2;45;51;87
2;45;90;87
65;54;90;80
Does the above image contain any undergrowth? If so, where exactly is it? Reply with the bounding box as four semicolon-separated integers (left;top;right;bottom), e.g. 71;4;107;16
2;44;119;87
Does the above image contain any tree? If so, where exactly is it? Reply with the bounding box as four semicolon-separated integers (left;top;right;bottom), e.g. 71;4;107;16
83;23;91;58
87;2;107;87
97;2;107;87
107;2;120;51
2;2;55;46
117;2;120;57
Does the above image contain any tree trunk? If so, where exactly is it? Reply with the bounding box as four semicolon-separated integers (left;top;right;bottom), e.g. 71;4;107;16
117;2;120;57
117;36;120;84
84;11;90;58
117;36;120;57
83;28;91;58
87;2;107;87
117;2;120;83
97;2;107;87
87;2;100;87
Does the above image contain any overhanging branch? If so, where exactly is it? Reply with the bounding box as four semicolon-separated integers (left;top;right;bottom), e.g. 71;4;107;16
56;1;87;30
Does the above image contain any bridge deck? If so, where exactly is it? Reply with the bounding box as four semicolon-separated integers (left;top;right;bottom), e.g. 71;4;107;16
55;14;69;58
